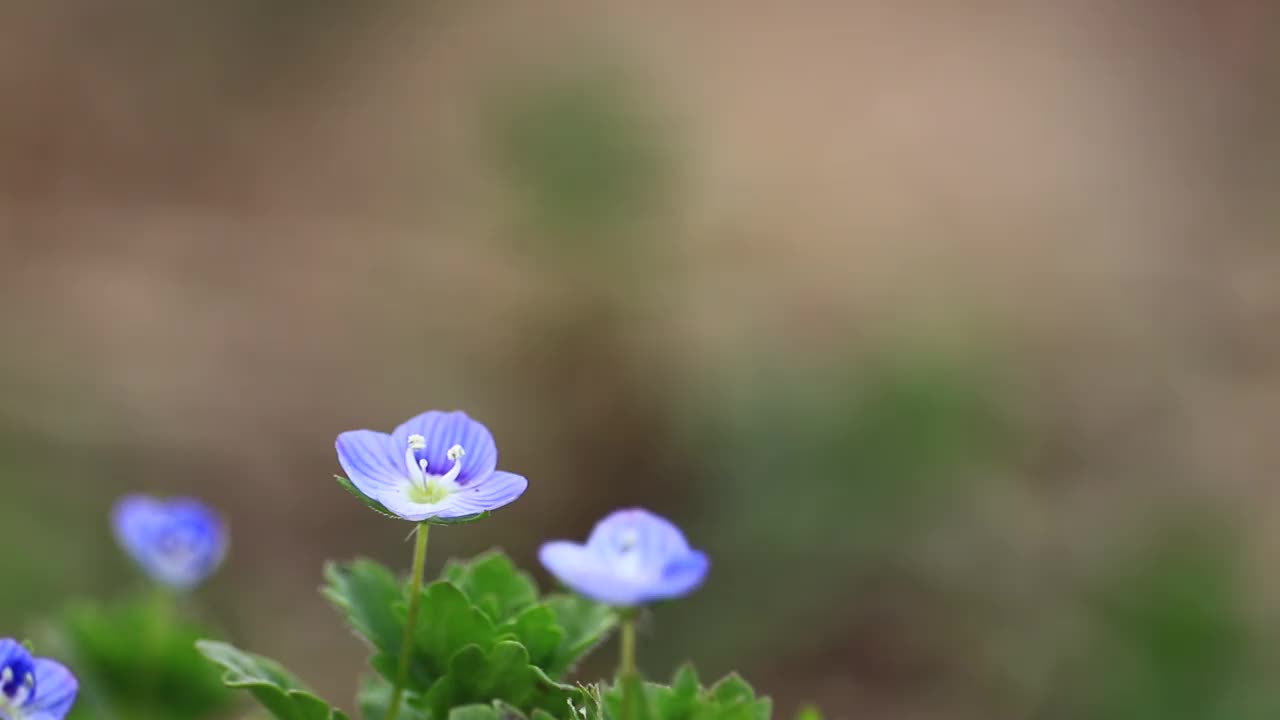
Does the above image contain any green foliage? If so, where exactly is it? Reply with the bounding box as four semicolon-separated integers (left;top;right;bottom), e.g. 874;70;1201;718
196;640;349;720
442;552;539;623
410;582;501;682
356;675;430;720
416;641;578;718
206;550;783;720
322;559;405;681
318;550;616;719
52;593;231;720
600;666;771;720
543;595;618;677
445;703;524;720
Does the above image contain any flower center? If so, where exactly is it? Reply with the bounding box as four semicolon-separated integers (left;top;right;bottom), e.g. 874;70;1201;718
151;527;205;580
617;529;639;553
613;528;646;579
402;437;466;505
0;662;35;710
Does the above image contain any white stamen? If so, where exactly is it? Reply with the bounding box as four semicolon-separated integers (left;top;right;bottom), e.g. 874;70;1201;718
438;445;466;485
1;667;11;685
405;436;427;484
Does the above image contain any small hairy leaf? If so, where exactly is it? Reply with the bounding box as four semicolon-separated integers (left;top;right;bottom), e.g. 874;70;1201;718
195;640;349;720
444;551;540;623
356;674;429;720
599;668;770;720
412;582;500;680
654;665;701;719
543;595;618;677
448;704;504;720
447;701;533;720
499;605;566;670
421;641;581;719
323;559;403;675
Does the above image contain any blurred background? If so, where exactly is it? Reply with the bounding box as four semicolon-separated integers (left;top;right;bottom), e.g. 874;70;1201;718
2;2;1279;718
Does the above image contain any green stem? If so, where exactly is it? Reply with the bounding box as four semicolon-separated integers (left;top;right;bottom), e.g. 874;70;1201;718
620;616;636;677
619;613;638;720
386;523;430;720
143;586;176;714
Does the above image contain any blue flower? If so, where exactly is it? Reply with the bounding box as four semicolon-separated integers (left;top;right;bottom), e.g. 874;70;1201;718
112;495;227;590
539;508;710;606
336;410;529;522
0;639;77;720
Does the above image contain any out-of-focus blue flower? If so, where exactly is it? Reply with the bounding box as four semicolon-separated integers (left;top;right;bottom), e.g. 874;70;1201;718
539;508;709;606
0;639;77;720
336;410;529;522
112;495;227;590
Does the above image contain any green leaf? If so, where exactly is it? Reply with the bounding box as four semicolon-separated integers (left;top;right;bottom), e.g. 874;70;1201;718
421;641;581;719
709;675;754;706
357;674;392;720
356;674;429;720
334;475;400;519
56;593;231;720
498;605;565;670
703;674;770;720
653;665;701;719
444;551;539;623
448;705;503;720
544;595;618;677
615;675;650;720
412;582;500;681
599;669;770;720
323;560;404;675
447;702;531;720
196;640;349;720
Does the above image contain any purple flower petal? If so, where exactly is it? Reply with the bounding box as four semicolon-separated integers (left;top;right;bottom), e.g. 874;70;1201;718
437;471;529;518
336;430;406;496
391;411;497;484
112;495;226;590
25;658;77;719
336;410;525;522
585;509;693;561
540;509;709;606
655;550;710;598
0;638;35;701
0;640;78;720
539;541;641;605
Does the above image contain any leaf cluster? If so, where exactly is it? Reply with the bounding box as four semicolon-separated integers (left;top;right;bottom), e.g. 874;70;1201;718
201;551;617;720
